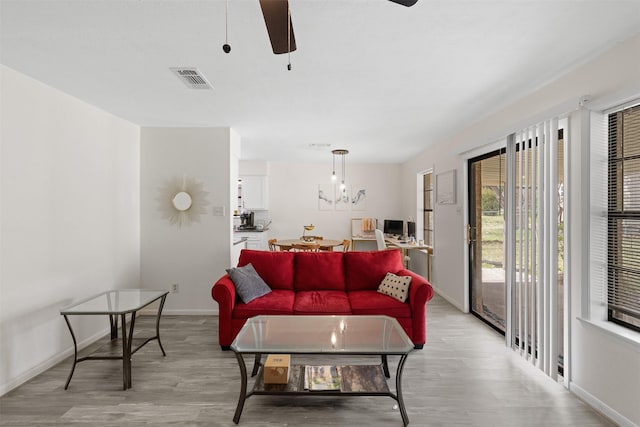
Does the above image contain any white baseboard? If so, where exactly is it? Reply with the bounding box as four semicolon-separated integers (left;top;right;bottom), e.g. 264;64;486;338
138;308;218;316
431;286;465;312
570;382;638;427
0;327;109;397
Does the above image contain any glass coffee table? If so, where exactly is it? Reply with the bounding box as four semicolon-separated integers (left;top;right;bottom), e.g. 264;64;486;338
230;315;414;426
60;289;169;390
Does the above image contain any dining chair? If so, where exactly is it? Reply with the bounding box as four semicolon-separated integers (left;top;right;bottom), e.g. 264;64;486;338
375;229;410;266
375;229;388;250
268;239;278;251
291;243;321;252
341;239;351;252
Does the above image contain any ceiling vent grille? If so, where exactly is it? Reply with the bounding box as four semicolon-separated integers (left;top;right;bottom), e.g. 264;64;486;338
170;67;213;90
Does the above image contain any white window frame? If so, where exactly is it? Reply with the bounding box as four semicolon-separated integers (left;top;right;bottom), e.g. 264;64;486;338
583;98;640;349
416;168;434;246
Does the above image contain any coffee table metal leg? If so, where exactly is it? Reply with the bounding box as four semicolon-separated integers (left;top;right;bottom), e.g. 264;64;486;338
233;352;248;424
62;315;78;390
250;353;261;377
381;354;390;378
395;354;410;427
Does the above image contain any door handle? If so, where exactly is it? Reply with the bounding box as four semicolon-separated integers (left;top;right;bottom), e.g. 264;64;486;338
466;224;476;245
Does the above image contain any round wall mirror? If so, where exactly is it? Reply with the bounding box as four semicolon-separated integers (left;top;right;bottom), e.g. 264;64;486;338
172;191;193;211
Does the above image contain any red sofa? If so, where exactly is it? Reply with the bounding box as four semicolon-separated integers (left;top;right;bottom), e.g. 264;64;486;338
211;248;434;350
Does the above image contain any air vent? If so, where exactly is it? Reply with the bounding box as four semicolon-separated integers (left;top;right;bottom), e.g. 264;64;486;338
308;143;331;150
170;67;213;90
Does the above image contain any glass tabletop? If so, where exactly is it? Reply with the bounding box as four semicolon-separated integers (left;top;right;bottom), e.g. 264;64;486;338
231;315;414;355
60;289;168;315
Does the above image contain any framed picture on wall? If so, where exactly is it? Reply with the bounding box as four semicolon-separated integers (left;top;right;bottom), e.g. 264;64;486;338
436;169;456;204
351;187;367;211
318;184;334;211
334;187;351;211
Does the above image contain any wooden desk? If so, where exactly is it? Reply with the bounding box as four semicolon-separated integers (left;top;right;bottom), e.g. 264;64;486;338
385;237;433;281
273;238;344;251
351;235;376;250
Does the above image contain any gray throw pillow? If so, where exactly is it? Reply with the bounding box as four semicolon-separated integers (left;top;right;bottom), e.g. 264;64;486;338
226;263;272;304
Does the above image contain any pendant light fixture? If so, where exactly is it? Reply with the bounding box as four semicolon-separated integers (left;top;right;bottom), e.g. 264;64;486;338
331;151;337;182
331;149;349;192
222;0;231;53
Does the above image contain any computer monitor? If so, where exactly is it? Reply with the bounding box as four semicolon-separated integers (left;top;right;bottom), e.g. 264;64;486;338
383;219;404;236
407;221;416;238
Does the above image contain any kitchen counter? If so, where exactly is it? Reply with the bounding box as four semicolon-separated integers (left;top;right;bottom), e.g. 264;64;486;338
233;237;249;246
232;229;270;250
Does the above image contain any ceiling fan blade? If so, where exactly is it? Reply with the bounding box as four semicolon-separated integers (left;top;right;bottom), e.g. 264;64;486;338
388;0;419;6
259;0;297;55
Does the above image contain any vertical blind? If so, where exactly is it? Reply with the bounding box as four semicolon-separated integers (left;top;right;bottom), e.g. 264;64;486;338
608;104;640;331
505;118;565;380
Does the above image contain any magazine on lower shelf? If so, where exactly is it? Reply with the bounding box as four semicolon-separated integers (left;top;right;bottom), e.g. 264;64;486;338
304;365;341;391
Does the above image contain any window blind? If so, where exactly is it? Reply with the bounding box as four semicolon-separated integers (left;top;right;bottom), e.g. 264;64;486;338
607;104;640;331
506;117;565;381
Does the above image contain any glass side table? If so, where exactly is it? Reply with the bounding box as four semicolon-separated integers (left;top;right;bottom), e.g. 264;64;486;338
60;289;169;390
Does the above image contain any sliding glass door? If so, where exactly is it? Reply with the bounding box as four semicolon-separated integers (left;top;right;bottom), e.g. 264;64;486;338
468;149;506;332
468;131;566;375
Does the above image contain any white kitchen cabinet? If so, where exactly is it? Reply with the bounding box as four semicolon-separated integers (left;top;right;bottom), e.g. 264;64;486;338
240;175;268;210
234;231;269;251
231;239;247;267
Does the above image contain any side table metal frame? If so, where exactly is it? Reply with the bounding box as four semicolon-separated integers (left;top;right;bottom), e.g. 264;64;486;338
62;292;168;390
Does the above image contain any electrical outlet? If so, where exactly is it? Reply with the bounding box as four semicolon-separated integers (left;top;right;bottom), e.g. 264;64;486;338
171;283;179;293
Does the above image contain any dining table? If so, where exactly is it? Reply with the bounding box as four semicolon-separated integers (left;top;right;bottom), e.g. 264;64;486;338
272;238;344;251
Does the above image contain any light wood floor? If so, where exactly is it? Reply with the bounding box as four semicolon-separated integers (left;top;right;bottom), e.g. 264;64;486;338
0;294;613;426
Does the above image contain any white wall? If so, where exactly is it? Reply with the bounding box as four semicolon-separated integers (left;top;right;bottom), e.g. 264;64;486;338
0;65;140;395
140;127;237;315
265;161;404;244
400;34;640;425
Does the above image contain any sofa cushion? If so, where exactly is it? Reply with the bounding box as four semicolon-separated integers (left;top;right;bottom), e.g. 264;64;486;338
233;290;295;319
347;290;412;318
294;252;345;291
293;291;351;315
377;272;411;303
238;249;295;291
344;250;404;292
226;263;272;304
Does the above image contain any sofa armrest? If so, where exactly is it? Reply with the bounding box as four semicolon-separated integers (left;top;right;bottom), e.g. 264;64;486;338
398;268;434;346
398;268;434;307
212;275;237;348
212;274;237;314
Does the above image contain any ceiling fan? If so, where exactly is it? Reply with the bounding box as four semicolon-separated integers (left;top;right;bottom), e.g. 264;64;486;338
258;0;419;55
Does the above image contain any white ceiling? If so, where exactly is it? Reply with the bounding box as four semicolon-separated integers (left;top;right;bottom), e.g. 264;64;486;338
2;0;639;163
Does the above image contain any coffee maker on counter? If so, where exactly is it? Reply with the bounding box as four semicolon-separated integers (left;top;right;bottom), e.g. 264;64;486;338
238;211;255;230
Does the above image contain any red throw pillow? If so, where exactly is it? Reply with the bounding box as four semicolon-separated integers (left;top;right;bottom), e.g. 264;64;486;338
344;249;404;291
